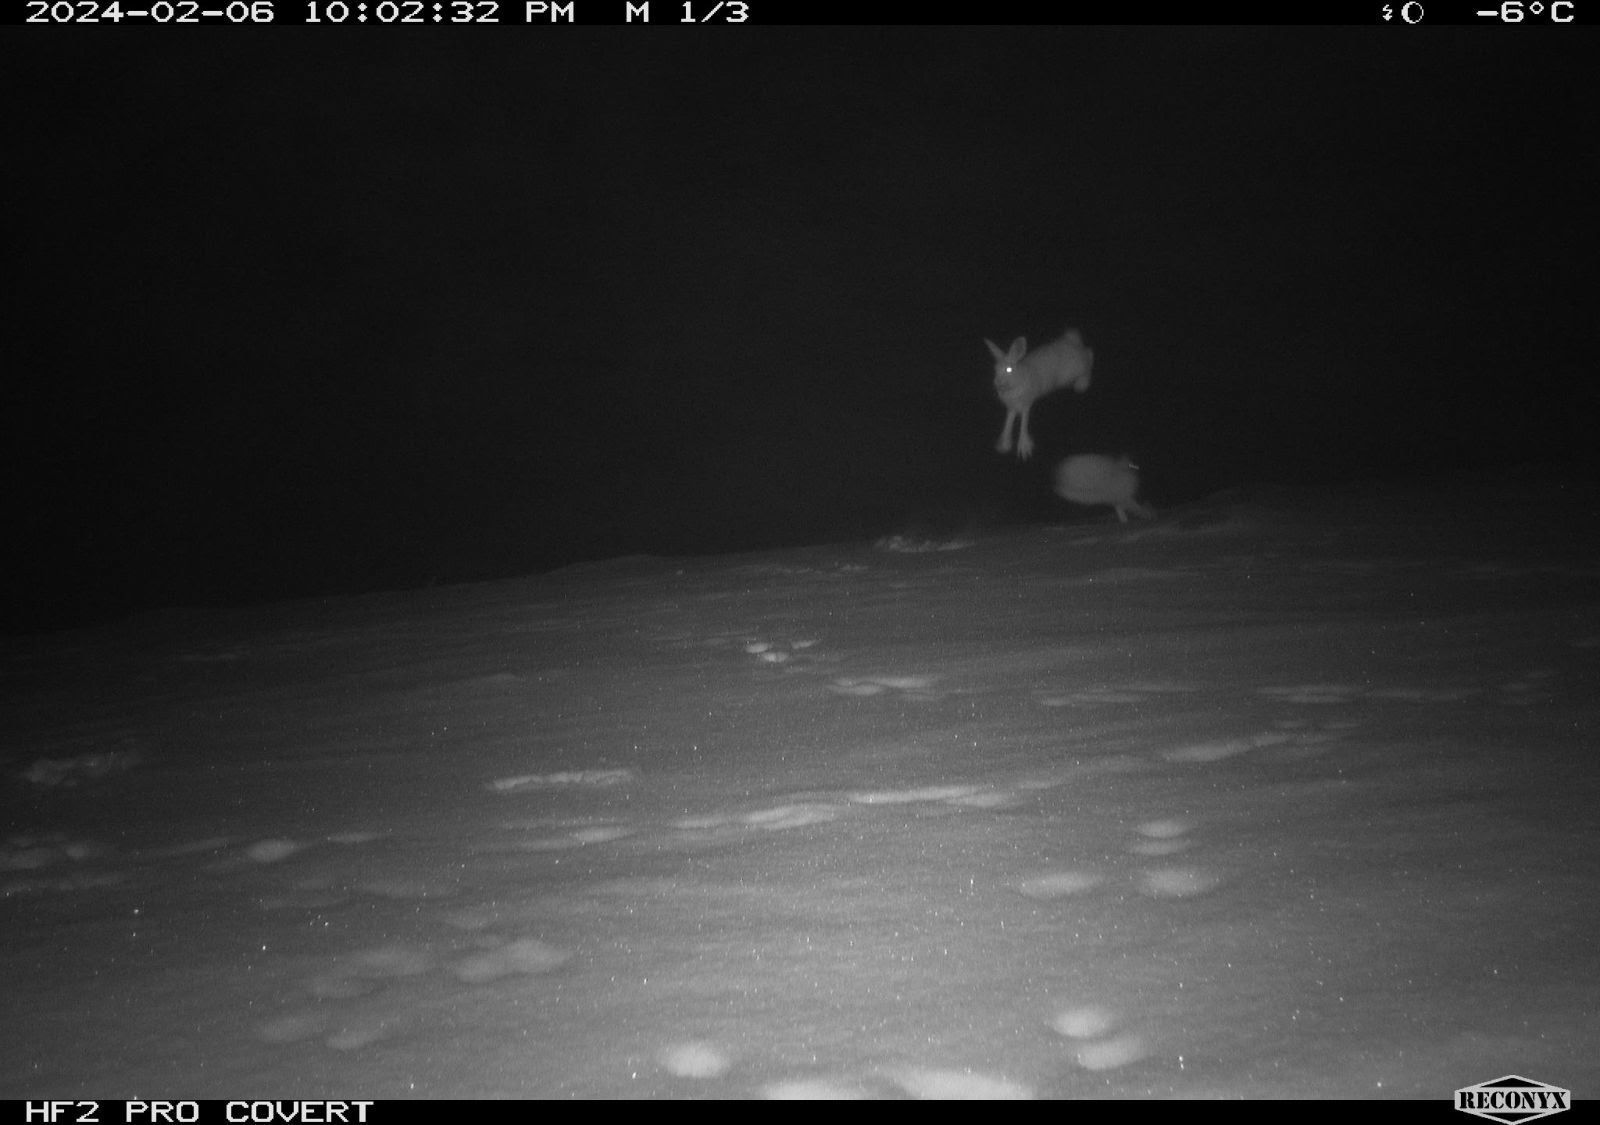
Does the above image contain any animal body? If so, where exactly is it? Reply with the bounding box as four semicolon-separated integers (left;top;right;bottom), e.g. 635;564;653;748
1053;454;1154;523
986;327;1094;459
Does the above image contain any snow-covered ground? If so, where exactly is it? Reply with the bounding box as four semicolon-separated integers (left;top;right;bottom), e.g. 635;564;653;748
4;472;1597;1100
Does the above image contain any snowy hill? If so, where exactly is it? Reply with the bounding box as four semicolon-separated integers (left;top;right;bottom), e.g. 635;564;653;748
3;473;1597;1099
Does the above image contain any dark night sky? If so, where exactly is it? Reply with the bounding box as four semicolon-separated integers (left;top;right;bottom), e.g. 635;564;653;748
5;28;1596;634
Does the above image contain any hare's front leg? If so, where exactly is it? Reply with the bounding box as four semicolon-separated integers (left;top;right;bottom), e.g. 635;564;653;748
996;408;1019;454
1013;406;1034;459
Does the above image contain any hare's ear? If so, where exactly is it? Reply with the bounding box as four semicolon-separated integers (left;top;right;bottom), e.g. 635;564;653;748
985;338;1005;361
1008;337;1027;361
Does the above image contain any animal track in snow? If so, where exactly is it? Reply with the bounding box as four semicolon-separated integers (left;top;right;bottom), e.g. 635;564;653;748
1131;818;1221;898
1258;670;1573;708
1494;667;1558;707
1130;817;1195;856
222;714;1370;1092
453;936;571;983
744;637;821;665
98;760;1237;1093
828;674;942;700
1013;870;1105;899
658;1040;733;1078
1013;816;1220;904
263;931;574;1051
1365;686;1477;703
1033;679;1201;708
490;817;636;850
1159;731;1297;763
490;769;635;792
873;535;975;553
0;835;122;896
887;1066;1033;1099
1051;1003;1149;1071
759;1064;1031;1100
2;834;102;869
763;1076;868;1099
1138;867;1221;897
1258;683;1367;705
742;634;950;700
21;748;141;787
673;802;842;834
849;783;986;805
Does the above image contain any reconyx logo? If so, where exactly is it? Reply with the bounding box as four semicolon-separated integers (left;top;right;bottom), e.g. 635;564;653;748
1456;1075;1571;1123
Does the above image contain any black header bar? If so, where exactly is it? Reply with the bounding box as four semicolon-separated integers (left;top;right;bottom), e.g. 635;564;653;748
6;0;1592;25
